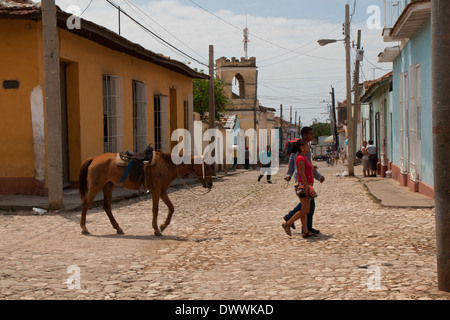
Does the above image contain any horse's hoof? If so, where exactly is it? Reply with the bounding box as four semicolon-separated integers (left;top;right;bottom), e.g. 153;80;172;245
154;230;163;237
117;229;125;235
81;230;90;235
160;224;166;232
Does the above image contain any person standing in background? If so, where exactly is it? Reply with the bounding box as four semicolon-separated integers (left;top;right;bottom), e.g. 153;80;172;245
361;140;370;177
367;140;378;177
258;146;272;183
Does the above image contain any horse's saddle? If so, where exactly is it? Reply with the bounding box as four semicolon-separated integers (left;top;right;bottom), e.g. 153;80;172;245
117;145;155;186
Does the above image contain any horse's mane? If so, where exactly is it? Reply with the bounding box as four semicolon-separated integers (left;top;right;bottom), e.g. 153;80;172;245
156;151;198;166
155;151;174;164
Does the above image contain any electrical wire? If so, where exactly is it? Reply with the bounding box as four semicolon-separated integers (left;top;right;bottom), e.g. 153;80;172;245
123;0;208;64
188;0;345;64
80;0;93;16
258;24;342;63
105;0;209;67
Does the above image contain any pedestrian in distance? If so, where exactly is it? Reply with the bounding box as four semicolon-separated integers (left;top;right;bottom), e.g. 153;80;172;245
340;147;346;164
334;149;339;165
367;140;378;177
258;145;272;183
361;140;370;177
283;127;325;233
232;145;238;170
282;139;317;238
244;146;250;169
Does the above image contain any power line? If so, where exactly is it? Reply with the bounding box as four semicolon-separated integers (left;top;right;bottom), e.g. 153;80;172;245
258;25;342;63
188;0;345;64
80;0;93;16
123;0;207;64
105;0;208;67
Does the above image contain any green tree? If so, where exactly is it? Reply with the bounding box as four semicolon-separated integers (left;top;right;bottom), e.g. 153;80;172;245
311;122;331;138
193;77;228;121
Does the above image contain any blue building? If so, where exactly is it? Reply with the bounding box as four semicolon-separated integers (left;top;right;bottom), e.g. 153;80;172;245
360;72;393;177
377;0;433;197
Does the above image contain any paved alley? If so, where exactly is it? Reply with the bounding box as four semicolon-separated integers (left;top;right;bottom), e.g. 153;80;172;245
0;162;448;300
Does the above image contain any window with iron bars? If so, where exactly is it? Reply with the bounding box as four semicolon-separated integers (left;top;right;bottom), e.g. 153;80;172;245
154;95;169;153
132;81;148;152
103;75;124;153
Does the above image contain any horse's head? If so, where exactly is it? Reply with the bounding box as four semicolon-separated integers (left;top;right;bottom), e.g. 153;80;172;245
193;161;213;189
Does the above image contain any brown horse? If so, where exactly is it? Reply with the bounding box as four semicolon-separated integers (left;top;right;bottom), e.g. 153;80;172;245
78;151;213;236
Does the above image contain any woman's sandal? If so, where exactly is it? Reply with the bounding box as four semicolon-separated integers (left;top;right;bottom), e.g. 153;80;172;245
302;231;316;238
281;223;292;236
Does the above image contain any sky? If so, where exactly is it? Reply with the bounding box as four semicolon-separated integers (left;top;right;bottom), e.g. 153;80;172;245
34;0;395;126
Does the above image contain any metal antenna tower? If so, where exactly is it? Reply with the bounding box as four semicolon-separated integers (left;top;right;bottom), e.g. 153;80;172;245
243;15;249;59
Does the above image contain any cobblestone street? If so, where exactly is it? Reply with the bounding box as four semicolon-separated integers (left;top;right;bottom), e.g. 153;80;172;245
0;162;449;300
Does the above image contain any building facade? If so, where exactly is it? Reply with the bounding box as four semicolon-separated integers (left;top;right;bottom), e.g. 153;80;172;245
378;0;433;197
361;72;393;177
0;2;207;195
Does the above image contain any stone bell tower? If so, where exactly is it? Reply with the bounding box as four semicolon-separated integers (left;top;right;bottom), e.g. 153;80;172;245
215;56;276;148
215;56;259;113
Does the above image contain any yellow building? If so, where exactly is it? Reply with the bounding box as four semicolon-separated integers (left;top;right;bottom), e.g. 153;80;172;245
0;2;207;195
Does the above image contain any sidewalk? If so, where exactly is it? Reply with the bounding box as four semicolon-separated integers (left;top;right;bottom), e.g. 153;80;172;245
0;169;244;212
353;164;435;208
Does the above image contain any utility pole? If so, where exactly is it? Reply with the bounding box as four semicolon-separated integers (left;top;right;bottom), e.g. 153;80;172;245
280;104;283;153
208;45;216;175
431;0;450;292
289;106;292;140
352;29;362;165
290;106;292;125
118;6;121;35
331;86;338;151
344;4;354;176
253;70;258;171
253;70;258;133
294;111;297;137
42;0;63;210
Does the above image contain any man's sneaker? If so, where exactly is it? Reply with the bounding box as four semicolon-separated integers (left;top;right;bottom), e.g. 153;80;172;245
310;228;320;234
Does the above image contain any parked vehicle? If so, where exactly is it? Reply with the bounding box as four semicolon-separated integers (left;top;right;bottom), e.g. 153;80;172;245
312;145;328;161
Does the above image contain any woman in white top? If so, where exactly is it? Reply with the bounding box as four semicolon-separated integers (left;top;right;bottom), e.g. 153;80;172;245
361;140;370;177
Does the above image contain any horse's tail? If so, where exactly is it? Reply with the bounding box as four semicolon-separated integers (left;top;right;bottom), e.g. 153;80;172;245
79;158;93;201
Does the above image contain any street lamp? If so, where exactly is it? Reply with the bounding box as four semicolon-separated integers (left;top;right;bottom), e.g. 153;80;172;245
317;39;344;46
317;4;355;176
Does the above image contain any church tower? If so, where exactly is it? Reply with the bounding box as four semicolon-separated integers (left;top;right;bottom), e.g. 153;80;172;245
215;56;276;146
215;56;259;114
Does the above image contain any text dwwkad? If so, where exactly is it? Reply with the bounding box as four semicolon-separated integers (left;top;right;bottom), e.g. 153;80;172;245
175;304;274;317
